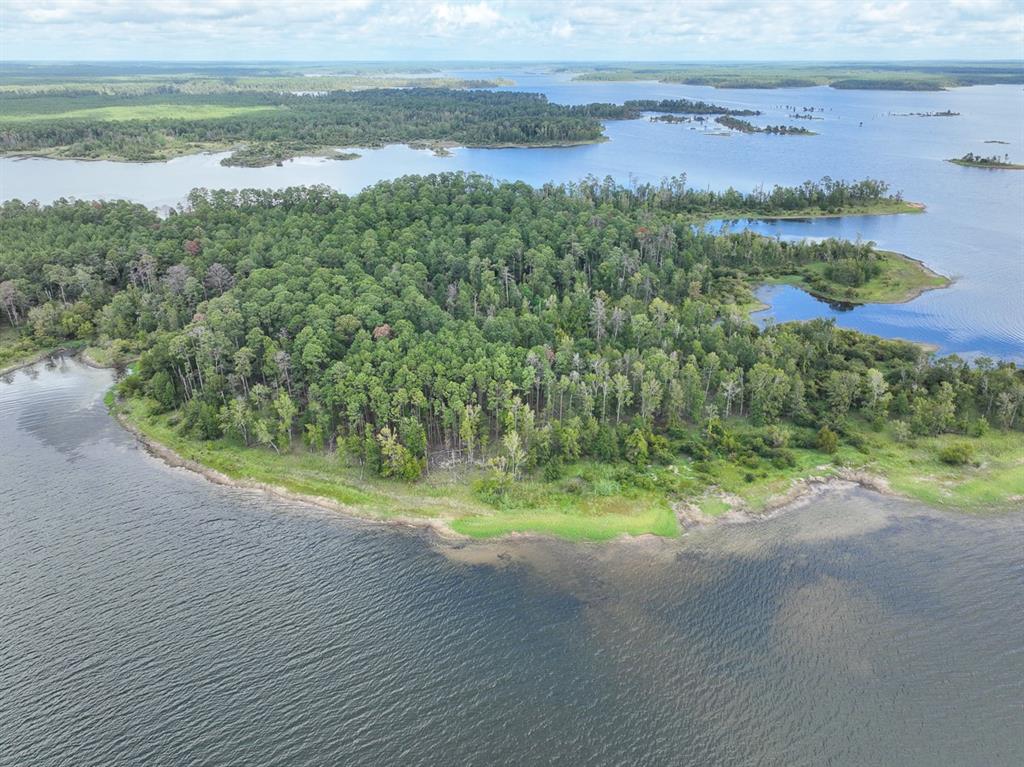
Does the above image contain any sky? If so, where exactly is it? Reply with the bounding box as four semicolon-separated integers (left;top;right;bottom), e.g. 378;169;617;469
1;0;1022;62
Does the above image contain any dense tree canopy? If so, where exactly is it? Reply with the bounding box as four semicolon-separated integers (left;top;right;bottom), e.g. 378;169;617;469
2;174;1020;481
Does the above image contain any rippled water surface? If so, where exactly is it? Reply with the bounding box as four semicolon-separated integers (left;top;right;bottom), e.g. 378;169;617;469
1;73;1022;357
2;359;1023;766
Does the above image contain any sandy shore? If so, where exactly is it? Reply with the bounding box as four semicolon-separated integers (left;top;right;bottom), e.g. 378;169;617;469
673;470;897;531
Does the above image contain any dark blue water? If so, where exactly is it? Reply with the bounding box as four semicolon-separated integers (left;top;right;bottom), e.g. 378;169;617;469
2;359;1023;766
1;73;1021;357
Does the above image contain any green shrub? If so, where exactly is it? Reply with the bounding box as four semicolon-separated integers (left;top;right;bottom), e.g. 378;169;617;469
564;476;589;495
542;457;563;481
592;478;621;496
473;474;517;508
816;425;839;454
938;442;974;466
967;417;990;438
625;428;649;466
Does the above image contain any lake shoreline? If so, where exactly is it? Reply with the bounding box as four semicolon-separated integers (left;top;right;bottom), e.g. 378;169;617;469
7;349;1015;543
0;136;611;167
115;397;910;546
114;406;467;541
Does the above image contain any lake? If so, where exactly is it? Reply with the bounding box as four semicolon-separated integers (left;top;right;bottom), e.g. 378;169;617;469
1;74;1021;358
2;358;1023;766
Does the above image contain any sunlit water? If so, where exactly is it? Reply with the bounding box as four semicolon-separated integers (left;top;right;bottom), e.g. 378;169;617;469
2;358;1022;766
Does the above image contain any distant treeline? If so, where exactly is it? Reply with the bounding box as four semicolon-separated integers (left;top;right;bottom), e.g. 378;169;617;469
572;62;1024;91
0;90;772;163
0;89;611;162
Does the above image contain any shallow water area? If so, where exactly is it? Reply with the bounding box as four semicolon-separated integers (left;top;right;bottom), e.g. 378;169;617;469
2;358;1023;766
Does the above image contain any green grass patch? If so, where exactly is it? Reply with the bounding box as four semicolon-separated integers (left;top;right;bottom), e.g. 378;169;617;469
857;429;1024;512
697;497;731;517
450;503;677;541
0;103;278;123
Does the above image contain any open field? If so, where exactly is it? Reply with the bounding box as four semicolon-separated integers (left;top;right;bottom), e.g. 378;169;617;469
0;103;278;123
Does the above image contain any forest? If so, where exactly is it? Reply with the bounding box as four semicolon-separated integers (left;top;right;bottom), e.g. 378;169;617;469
0;89;612;163
1;89;769;164
2;173;1020;533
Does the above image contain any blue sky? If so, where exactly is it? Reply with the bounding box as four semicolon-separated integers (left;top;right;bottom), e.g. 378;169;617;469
1;0;1022;62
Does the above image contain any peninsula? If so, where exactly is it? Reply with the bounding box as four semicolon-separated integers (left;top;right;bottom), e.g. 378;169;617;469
3;175;1020;540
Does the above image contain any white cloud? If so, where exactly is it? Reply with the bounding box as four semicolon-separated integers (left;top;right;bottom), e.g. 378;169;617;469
1;0;1021;60
551;19;573;39
431;2;501;29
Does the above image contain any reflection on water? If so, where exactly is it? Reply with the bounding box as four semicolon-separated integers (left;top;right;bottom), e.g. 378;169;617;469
2;359;1022;766
1;77;1022;358
752;282;1024;360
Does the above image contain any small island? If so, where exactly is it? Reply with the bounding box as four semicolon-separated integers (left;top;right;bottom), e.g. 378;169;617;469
715;116;815;135
893;110;960;117
947;153;1024;170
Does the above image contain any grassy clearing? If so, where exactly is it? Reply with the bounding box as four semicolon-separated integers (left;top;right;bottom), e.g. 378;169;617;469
858;429;1024;512
451;505;677;540
769;249;950;305
0;103;277;123
450;460;680;540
